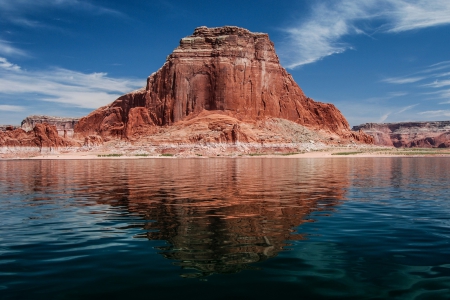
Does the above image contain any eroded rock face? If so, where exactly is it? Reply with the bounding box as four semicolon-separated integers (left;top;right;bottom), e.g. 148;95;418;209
0;123;78;149
353;121;450;148
75;26;372;144
0;125;19;131
83;135;104;147
22;115;79;138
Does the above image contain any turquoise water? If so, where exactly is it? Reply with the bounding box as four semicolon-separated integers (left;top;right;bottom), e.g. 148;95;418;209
1;158;450;299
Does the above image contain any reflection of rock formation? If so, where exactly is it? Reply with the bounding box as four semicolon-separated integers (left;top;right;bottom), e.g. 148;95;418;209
6;158;352;277
85;159;348;277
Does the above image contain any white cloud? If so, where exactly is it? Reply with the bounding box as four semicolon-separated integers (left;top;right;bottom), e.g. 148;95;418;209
382;76;426;84
381;60;450;102
0;40;28;57
0;58;145;109
422;80;450;88
388;92;408;97
378;112;391;123
0;58;21;71
387;0;450;32
418;110;450;117
398;104;418;114
0;105;25;112
282;0;450;68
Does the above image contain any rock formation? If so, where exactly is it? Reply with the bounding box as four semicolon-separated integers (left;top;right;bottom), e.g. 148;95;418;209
75;26;372;144
21;115;79;138
0;125;19;131
0;123;78;151
353;121;450;148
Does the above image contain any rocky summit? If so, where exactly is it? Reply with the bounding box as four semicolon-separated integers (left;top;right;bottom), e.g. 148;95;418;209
74;26;372;144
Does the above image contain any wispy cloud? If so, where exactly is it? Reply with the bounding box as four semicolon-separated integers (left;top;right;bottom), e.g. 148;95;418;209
0;105;25;112
362;90;408;103
381;60;450;105
378;112;391;123
282;0;450;68
398;104;418;114
0;40;28;57
0;0;125;35
0;58;144;109
0;57;21;71
382;76;425;84
0;0;125;18
0;0;125;59
388;92;408;97
386;1;450;32
418;110;450;117
422;80;450;88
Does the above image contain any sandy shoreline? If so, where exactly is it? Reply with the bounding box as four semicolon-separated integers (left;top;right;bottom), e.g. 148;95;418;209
2;148;450;160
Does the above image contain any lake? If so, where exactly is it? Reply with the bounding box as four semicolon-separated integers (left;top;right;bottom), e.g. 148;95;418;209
1;157;450;299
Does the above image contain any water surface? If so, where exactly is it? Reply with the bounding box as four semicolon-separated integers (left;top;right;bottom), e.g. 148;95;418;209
1;158;450;299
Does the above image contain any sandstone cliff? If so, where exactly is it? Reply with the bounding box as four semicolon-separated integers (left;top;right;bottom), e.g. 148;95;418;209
75;26;372;144
0;125;19;131
353;121;450;148
22;115;79;138
0;123;79;151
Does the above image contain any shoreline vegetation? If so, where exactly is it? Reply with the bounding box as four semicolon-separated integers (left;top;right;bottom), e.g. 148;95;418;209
1;144;450;160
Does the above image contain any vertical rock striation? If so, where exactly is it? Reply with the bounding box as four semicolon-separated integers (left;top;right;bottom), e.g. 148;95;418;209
75;26;372;144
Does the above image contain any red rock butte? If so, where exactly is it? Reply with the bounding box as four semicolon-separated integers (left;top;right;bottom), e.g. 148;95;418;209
74;26;372;144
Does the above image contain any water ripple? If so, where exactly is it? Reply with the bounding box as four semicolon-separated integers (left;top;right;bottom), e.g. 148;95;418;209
0;158;450;299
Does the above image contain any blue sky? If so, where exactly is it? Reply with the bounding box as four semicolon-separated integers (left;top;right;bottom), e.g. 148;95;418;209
1;0;450;126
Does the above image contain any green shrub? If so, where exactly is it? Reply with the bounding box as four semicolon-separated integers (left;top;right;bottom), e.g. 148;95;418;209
97;153;123;157
331;151;362;156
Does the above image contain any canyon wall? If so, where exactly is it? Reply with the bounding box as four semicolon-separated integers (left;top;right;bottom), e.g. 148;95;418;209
21;115;79;138
0;123;79;151
353;121;450;148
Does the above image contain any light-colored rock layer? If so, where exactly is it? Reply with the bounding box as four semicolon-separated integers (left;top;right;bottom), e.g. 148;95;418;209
21;115;79;138
353;121;450;148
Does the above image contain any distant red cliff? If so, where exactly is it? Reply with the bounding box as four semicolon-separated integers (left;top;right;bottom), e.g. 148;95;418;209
353;121;450;148
0;123;78;150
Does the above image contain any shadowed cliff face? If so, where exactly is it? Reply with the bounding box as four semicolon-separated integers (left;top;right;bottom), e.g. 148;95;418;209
75;26;372;144
353;121;450;148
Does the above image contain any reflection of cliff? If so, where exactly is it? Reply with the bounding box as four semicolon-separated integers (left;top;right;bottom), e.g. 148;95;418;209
5;158;350;277
88;159;348;277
